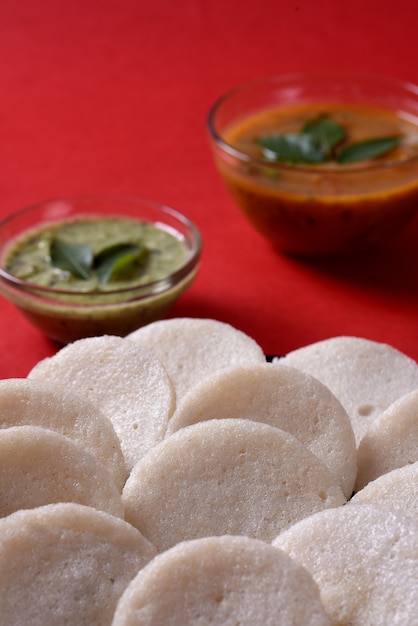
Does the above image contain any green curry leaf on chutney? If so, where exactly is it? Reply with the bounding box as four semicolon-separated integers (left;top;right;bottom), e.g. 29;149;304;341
50;238;151;285
50;239;93;280
94;243;150;285
5;217;187;292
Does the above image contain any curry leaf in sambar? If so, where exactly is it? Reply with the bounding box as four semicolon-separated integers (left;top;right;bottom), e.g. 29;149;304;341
337;136;401;164
258;133;326;164
302;116;346;158
257;113;401;167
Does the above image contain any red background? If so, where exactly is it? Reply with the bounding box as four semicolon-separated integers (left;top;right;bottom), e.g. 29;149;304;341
1;0;417;378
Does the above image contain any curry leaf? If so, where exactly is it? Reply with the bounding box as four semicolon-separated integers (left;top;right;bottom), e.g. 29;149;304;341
337;136;401;163
257;113;401;167
50;239;93;279
302;116;346;158
95;243;149;285
258;133;326;164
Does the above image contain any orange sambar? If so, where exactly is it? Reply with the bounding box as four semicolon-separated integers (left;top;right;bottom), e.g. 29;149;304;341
216;103;418;255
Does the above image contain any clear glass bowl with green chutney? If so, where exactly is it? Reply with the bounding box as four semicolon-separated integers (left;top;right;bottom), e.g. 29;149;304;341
0;195;202;343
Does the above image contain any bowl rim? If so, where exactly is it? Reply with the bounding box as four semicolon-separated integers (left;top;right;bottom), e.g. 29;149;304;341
207;70;418;174
0;194;202;299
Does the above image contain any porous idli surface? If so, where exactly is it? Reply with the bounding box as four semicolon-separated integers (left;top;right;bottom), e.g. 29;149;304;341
0;502;157;626
0;377;127;491
111;535;331;626
126;317;266;401
0;425;124;518
167;363;356;498
273;503;418;626
28;335;175;471
355;389;418;490
280;336;418;444
123;418;346;552
351;462;418;521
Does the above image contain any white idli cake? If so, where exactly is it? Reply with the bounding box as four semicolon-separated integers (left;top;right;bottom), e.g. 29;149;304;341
111;535;331;626
356;388;418;490
0;377;127;490
126;317;266;401
280;336;418;444
122;418;345;552
28;335;176;471
0;503;157;626
167;362;356;498
351;461;418;521
273;503;418;626
0;425;124;518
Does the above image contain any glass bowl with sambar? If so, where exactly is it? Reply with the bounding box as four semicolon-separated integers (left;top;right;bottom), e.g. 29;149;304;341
207;72;418;256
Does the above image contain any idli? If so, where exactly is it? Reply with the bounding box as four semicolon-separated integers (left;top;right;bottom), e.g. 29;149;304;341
351;462;418;521
123;418;346;552
126;317;266;401
167;363;356;497
0;425;124;518
111;535;331;626
280;336;418;444
0;377;127;491
28;335;176;471
356;388;418;490
0;502;157;625
273;503;418;626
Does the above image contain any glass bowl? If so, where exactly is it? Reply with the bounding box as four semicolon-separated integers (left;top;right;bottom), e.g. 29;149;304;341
0;195;202;343
207;72;418;256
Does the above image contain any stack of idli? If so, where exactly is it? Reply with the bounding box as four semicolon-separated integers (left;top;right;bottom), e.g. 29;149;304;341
273;503;418;626
0;503;156;625
0;318;416;624
355;388;418;490
0;377;127;489
122;418;346;551
166;362;357;497
279;335;418;444
111;536;331;626
126;318;267;402
28;334;176;471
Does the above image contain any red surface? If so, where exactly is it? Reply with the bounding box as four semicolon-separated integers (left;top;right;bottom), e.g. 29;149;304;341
1;0;417;378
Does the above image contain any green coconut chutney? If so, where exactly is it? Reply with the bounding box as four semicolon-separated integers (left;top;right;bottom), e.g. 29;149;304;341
5;217;188;292
0;213;199;344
